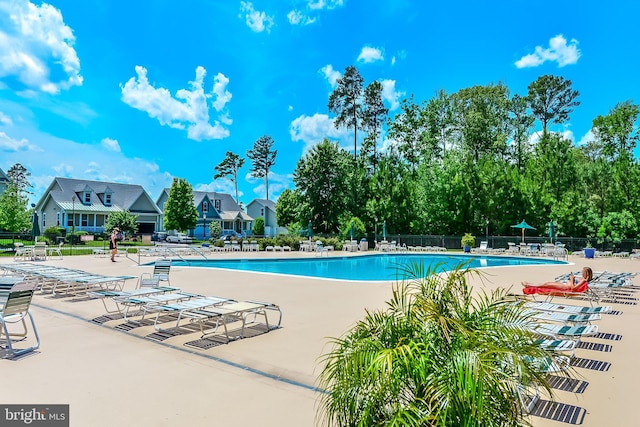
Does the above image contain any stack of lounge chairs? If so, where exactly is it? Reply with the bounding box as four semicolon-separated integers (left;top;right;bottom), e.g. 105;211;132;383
1;263;136;297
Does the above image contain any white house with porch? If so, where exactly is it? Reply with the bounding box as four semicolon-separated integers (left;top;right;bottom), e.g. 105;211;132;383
155;189;253;239
34;178;162;235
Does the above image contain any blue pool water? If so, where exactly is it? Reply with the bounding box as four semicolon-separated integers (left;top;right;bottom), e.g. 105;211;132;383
169;254;567;281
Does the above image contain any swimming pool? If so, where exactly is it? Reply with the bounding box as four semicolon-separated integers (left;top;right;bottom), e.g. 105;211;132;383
169;254;567;281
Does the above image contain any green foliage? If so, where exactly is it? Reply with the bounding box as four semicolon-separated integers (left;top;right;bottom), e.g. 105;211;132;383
340;216;365;240
596;210;637;244
527;74;580;134
275;188;301;228
287;222;304;236
328;65;364;159
276;74;640;240
67;230;88;244
293;139;352;233
7;163;32;196
104;210;139;236
214;151;245;203
0;183;31;233
461;233;476;247
247;135;277;200
208;221;222;240
252;217;265;236
43;226;65;244
164;178;198;233
318;263;559;426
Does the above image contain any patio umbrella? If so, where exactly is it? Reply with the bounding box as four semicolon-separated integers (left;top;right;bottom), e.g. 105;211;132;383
350;222;354;241
549;220;555;244
308;220;313;239
31;212;40;240
382;220;387;241
511;219;536;243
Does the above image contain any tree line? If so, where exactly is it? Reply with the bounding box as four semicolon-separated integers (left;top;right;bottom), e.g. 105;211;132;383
274;67;639;244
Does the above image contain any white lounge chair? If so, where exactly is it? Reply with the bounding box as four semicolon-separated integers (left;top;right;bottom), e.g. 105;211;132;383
138;259;171;288
529;322;598;340
0;281;40;359
186;300;283;342
47;242;64;259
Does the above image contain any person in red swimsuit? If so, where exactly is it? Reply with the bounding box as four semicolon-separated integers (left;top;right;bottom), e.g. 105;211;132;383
522;266;592;291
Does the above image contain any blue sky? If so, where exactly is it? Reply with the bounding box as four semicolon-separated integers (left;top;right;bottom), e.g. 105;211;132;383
1;0;639;207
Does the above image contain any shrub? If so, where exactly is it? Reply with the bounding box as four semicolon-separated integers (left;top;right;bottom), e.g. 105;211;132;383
461;233;475;247
43;226;64;245
253;217;265;236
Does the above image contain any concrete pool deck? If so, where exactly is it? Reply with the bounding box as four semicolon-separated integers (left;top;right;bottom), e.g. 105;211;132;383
1;250;639;426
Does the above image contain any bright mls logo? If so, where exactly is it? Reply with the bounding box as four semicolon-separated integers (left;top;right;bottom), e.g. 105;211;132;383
0;405;69;426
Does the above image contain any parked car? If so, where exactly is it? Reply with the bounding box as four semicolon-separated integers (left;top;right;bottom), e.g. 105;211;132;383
151;232;167;242
166;233;193;243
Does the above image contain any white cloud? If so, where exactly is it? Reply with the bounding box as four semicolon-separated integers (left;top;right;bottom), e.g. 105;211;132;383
308;0;345;10
239;2;274;33
290;113;352;153
0;131;38;151
288;105;293;111
0;0;82;94
515;34;581;68
287;0;343;26
52;163;73;175
357;46;384;63
101;137;121;152
0;112;13;125
120;65;232;141
246;171;291;200
577;129;595;146
287;10;316;25
2;129;174;205
527;128;575;145
320;64;341;88
391;56;396;66
195;178;240;199
380;79;404;111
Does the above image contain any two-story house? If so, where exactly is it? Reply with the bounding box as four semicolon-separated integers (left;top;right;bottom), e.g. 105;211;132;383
246;198;286;237
34;177;162;234
156;190;253;239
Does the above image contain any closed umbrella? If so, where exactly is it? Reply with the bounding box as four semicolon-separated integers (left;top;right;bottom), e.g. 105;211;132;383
549;220;555;244
350;222;354;241
382;220;387;241
511;219;536;243
308;220;313;239
31;212;40;241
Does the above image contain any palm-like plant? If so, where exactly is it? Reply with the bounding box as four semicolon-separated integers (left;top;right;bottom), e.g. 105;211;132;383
318;262;568;426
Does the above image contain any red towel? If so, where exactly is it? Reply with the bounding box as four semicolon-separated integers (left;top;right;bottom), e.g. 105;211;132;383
523;281;588;295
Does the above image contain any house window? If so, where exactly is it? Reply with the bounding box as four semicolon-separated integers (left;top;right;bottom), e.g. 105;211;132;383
56;212;60;226
42;213;46;227
84;191;91;204
202;201;208;214
67;214;73;226
214;199;221;210
105;194;112;206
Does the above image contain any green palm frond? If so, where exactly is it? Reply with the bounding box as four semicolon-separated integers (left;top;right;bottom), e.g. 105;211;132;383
317;260;572;427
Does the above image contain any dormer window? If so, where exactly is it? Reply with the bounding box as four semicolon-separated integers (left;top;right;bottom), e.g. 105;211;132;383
202;201;208;214
214;199;221;210
105;193;112;206
83;191;91;204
